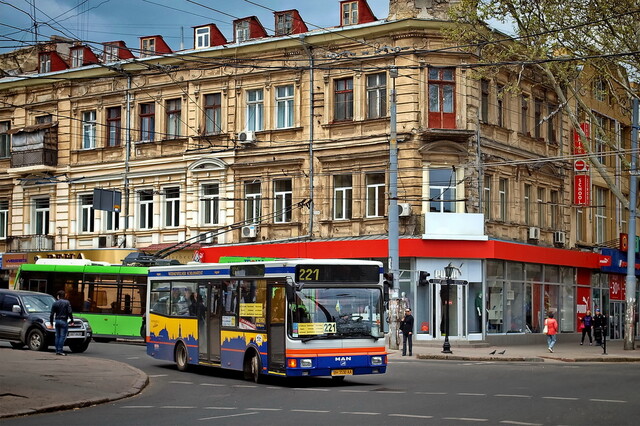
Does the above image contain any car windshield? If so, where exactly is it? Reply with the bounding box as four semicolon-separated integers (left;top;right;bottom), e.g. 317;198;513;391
21;294;55;313
288;287;383;340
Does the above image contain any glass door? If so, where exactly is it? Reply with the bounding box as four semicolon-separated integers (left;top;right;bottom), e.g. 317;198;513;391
609;301;625;340
432;281;466;338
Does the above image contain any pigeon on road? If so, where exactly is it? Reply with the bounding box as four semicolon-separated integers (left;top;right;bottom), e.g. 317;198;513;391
489;350;496;355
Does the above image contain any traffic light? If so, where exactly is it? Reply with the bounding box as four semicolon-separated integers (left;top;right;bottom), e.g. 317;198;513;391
418;270;430;285
383;272;393;302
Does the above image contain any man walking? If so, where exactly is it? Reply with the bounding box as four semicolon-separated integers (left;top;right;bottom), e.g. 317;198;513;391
400;308;414;356
50;290;73;355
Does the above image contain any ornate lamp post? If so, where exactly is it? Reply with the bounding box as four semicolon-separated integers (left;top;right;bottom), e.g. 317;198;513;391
442;263;454;354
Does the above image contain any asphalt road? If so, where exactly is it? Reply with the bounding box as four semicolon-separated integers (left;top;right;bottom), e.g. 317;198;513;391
4;342;640;426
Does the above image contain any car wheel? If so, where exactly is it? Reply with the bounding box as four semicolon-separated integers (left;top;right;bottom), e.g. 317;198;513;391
27;328;47;351
244;351;262;383
69;341;90;353
175;342;189;372
9;342;25;349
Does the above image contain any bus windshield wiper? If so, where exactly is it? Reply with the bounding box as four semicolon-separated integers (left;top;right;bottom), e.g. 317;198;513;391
301;334;337;343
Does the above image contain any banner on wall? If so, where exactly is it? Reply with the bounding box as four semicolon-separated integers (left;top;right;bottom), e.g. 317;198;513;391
576;286;591;331
574;174;591;206
609;274;626;301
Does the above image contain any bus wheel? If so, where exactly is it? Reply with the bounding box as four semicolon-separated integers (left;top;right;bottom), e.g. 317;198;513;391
244;352;262;383
175;342;189;372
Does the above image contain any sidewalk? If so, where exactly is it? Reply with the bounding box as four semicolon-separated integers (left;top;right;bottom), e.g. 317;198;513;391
387;339;640;363
0;345;148;420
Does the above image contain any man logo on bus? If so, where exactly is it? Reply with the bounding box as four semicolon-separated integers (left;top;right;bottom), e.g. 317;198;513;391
335;356;351;362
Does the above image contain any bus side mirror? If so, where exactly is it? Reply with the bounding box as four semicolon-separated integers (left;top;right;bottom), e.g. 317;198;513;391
285;283;297;303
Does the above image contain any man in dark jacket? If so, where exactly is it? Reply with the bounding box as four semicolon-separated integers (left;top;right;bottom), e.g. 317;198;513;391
400;308;414;356
593;308;606;346
50;290;74;355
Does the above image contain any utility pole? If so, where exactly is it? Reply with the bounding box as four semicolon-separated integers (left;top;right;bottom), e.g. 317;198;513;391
387;67;400;350
624;98;638;350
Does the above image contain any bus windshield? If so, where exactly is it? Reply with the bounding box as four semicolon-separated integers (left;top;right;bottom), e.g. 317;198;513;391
289;287;383;340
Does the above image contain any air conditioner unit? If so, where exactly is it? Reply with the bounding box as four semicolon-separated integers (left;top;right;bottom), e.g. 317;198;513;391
241;225;257;238
237;130;256;144
553;231;566;245
398;203;411;217
528;226;540;240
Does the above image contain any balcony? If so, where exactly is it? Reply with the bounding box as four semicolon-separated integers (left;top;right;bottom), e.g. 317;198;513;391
7;234;55;252
7;123;58;173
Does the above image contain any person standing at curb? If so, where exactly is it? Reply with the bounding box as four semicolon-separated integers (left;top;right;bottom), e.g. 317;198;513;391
579;309;593;345
593;308;606;346
400;308;414;356
544;312;558;353
50;290;73;356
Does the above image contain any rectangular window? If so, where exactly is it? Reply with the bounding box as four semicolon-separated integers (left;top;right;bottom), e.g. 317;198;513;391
595;187;606;243
499;178;508;221
104;45;118;62
246;89;264;132
534;98;543;139
366;173;385;218
71;49;83;68
521;95;529;135
204;93;222;135
164;187;180;227
594;78;607;102
106;107;121;147
537;188;545;228
550;190;559;229
333;175;353;220
139;191;153;230
524;184;531;225
430;168;457;213
166;99;181;139
139;103;155;141
0;121;10;158
594;115;606;164
141;38;155;57
274;179;292;223
576;208;584;241
0;199;8;239
36;115;52;124
275;12;293;35
201;183;220;225
342;1;358;25
80;194;95;233
105;210;120;232
275;85;294;129
34;198;50;235
39;53;51;73
483;175;492;220
366;73;387;119
236;20;249;42
82;110;97;149
547;103;557;143
334;77;354;121
480;79;489;123
497;84;505;127
428;68;455;128
245;181;262;224
196;27;210;49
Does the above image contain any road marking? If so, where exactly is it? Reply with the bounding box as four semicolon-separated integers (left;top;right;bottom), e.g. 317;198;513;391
458;393;486;396
589;399;626;403
169;381;194;385
339;389;368;393
126;356;140;359
199;412;258;420
293;388;330;392
148;374;168;378
444;417;488;422
200;383;225;387
246;408;282;411
376;390;406;394
341;411;380;416
232;384;257;388
203;407;237;410
121;406;154;409
542;396;579;401
161;406;196;409
416;391;447;395
292;409;331;413
500;421;543;425
494;394;532;398
389;414;434;419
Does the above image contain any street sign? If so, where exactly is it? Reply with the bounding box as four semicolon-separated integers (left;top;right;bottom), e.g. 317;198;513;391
574;159;589;172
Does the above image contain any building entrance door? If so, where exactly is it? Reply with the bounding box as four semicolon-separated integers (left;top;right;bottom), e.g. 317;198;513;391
609;301;625;340
431;281;467;339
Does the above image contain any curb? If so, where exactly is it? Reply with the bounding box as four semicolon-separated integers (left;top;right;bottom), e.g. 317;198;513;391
415;354;543;362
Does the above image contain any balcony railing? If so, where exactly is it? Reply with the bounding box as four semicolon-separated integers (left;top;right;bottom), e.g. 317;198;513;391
8;122;58;168
6;234;55;252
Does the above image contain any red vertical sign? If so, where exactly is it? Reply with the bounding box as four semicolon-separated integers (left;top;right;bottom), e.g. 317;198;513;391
609;274;626;301
576;286;591;331
573;122;590;155
574;174;591;205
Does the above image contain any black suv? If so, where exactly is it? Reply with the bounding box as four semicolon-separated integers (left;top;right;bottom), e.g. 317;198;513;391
0;289;92;352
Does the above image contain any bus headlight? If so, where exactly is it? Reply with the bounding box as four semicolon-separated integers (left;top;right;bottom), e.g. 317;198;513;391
300;359;312;368
371;356;383;365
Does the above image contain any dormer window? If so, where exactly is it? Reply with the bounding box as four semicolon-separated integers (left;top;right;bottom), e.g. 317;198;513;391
342;1;358;25
104;45;118;62
141;37;156;57
196;27;210;49
39;53;51;73
71;49;84;68
235;21;249;43
276;12;293;35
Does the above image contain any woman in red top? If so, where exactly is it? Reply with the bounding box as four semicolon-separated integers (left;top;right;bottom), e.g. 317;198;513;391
545;312;558;353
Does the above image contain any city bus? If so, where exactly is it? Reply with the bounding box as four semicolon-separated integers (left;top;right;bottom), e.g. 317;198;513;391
15;259;148;341
146;259;387;382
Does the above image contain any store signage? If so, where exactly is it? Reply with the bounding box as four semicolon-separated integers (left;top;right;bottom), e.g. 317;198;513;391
574;174;591;206
609;274;626;301
573;122;590;155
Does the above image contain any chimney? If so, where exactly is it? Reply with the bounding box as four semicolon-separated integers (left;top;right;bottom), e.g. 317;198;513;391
388;0;459;21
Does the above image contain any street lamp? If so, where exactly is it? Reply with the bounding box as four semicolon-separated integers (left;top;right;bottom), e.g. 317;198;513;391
442;263;454;354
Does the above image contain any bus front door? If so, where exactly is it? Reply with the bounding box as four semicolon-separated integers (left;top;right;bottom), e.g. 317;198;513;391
198;283;221;363
267;284;286;371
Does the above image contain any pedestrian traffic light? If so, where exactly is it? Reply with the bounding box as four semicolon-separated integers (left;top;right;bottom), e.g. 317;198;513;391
419;270;430;285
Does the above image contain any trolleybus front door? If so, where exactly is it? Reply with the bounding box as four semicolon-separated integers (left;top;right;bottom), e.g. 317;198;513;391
267;284;286;370
198;283;221;363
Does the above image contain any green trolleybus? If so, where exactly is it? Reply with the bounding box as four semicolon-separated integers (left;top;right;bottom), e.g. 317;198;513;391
146;258;387;382
15;259;148;341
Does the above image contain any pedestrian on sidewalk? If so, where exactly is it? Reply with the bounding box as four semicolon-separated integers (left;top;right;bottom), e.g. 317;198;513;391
400;308;414;356
593;308;606;346
544;312;558;353
50;290;73;356
579;309;593;345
